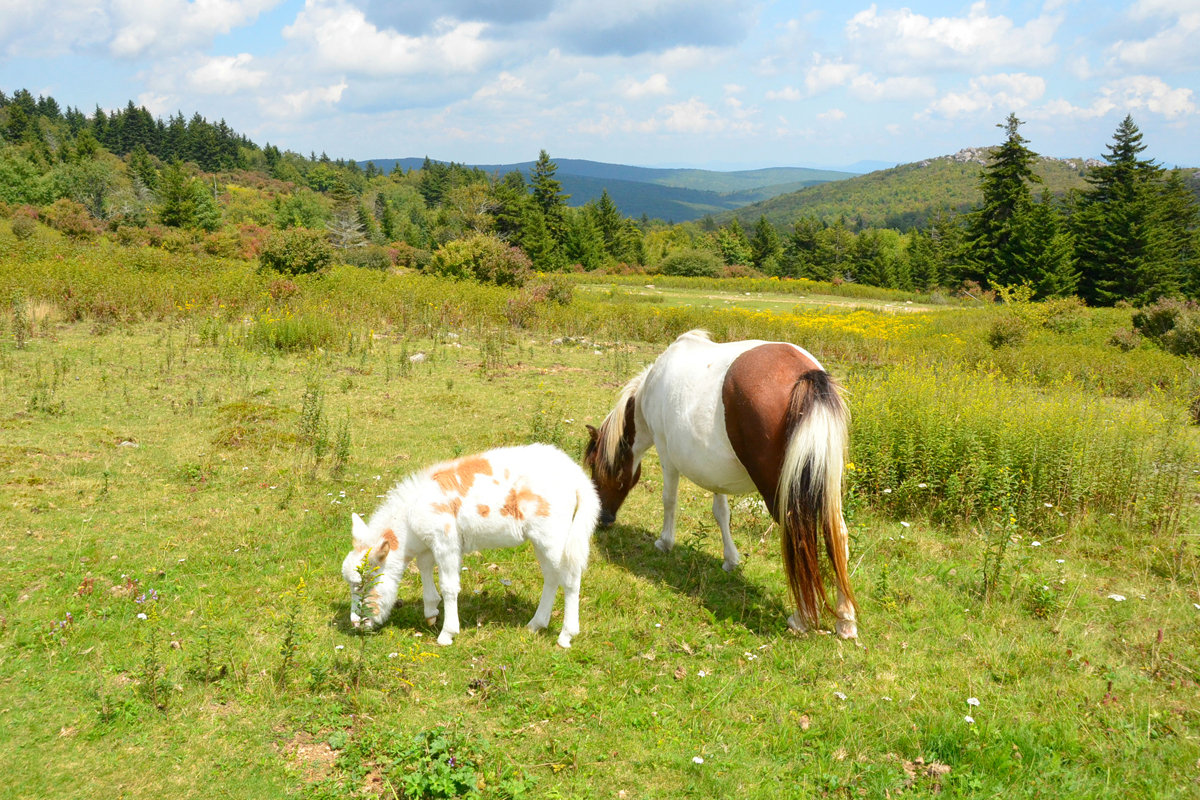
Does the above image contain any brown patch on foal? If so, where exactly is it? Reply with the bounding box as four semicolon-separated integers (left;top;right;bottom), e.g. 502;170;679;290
432;498;462;517
721;343;822;512
500;484;551;521
477;504;490;517
431;457;493;496
381;528;400;550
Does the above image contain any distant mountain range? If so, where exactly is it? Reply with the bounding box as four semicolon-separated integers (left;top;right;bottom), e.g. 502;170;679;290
362;157;857;222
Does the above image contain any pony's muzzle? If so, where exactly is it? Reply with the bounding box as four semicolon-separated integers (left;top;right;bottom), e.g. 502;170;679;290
599;509;616;527
350;611;362;628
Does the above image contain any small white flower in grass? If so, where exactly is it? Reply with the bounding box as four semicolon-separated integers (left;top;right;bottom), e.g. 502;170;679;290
692;756;704;764
967;697;980;707
964;715;975;724
1056;559;1065;564
883;488;892;494
917;483;927;488
137;613;147;620
834;691;847;701
414;633;423;637
1044;502;1053;508
242;466;248;471
335;645;345;651
1031;541;1041;547
373;475;381;481
881;696;892;701
900;521;911;528
388;652;399;659
1193;604;1200;611
655;623;661;628
698;670;707;678
1107;594;1126;602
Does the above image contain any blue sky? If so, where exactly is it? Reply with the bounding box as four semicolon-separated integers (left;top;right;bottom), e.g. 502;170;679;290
2;1;1196;169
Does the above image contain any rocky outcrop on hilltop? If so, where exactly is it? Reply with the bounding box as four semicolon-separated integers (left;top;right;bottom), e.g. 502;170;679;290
914;148;1103;169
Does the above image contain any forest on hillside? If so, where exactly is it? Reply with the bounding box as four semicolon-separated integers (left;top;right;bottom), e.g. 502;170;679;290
0;88;1197;307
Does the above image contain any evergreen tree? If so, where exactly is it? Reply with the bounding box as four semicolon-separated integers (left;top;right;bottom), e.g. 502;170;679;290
854;229;896;288
190;178;221;232
715;219;752;266
782;216;822;279
1074;115;1174;305
594;189;624;258
750;215;782;273
517;203;564;271
529;150;569;240
156;161;196;228
563;207;605;270
127;144;158;190
962;113;1040;288
1010;192;1079;298
489;171;529;243
1159;170;1200;297
906;228;939;291
815;220;855;281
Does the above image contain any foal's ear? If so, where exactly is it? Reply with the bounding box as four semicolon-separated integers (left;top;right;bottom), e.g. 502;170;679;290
370;538;391;564
585;424;599;441
351;512;370;546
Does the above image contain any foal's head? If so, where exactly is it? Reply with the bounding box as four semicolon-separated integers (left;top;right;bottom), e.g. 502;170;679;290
583;395;641;527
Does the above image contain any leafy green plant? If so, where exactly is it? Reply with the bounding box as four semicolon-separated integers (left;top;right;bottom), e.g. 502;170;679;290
259;228;335;276
659;249;722;277
429;234;532;287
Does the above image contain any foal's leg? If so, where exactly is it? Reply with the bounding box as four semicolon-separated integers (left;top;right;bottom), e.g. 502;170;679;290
415;550;441;625
712;493;740;572
557;564;582;649
527;551;559;635
834;519;858;640
434;549;463;646
654;462;681;553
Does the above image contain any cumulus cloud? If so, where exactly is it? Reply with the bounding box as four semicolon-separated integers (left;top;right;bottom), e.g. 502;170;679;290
188;53;267;94
284;1;494;76
804;55;857;96
660;97;723;133
620;73;670;99
846;2;1059;72
849;73;936;102
764;86;802;101
1108;0;1200;71
262;80;348;118
1103;75;1196;118
816;108;845;121
473;71;527;99
921;73;1046;119
550;0;752;57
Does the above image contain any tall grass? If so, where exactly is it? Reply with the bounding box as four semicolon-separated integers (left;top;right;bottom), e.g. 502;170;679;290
563;271;951;304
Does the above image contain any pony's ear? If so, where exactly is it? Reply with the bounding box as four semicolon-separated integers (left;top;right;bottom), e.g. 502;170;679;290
585;424;599;441
351;512;370;546
370;538;391;564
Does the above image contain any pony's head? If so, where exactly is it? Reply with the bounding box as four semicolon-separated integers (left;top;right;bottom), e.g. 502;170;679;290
342;512;393;629
583;389;641;527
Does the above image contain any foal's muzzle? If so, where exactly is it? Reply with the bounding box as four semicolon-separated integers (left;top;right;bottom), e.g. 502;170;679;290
599;509;616;528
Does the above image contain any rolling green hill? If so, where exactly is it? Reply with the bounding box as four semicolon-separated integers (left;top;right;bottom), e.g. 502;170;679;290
721;149;1103;231
363;157;855;221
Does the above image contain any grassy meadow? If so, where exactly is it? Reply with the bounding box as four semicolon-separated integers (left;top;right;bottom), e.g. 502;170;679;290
2;222;1200;799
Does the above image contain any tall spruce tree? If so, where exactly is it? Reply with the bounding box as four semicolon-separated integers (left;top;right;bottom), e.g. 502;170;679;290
962;113;1041;288
1159;170;1200;297
750;216;782;273
1074;115;1174;305
529;150;569;241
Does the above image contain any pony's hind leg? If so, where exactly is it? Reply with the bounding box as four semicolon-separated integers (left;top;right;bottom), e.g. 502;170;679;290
434;549;462;646
834;519;858;639
654;462;681;554
557;566;582;649
527;551;559;635
415;550;441;625
712;493;740;571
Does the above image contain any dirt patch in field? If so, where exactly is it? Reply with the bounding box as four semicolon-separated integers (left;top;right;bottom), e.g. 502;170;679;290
281;732;339;783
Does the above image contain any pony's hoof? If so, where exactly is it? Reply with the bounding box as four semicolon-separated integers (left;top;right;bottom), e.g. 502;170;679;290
722;559;740;572
436;632;455;646
653;538;672;553
786;613;809;634
526;620;548;633
835;619;858;640
556;633;573;648
426;616;438;626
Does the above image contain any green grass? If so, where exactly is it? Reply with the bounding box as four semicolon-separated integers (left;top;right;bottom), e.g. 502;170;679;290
2;317;1198;799
2;228;1199;798
575;283;945;315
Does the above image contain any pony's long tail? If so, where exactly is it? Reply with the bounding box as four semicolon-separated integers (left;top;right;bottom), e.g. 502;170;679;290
563;478;601;575
776;369;855;629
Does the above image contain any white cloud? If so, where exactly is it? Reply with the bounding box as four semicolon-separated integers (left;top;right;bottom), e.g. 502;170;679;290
921;73;1046;119
188;53;267;94
804;55;857;96
1028;97;1116;120
263;80;348;118
109;0;280;57
816;108;845;122
849;73;936;102
1109;0;1200;71
1103;75;1196;119
284;1;493;76
846;2;1059;71
659;97;723;133
136;91;173;117
620;73;670;99
765;86;802;101
474;71;526;99
723;83;745;95
885;123;901;134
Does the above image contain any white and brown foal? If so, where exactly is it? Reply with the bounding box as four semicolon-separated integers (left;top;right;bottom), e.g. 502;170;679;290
584;330;858;638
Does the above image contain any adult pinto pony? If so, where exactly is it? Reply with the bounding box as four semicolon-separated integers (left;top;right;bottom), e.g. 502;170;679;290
584;330;857;638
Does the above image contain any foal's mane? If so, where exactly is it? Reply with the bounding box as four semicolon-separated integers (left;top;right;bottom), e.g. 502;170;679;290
597;365;650;475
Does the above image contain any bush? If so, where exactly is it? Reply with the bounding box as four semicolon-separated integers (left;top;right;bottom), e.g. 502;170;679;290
1108;328;1142;352
343;245;393;271
660;249;722;277
986;314;1026;348
258;228;334;276
10;214;36;241
720;263;765;279
429;234;531;287
1131;298;1200;357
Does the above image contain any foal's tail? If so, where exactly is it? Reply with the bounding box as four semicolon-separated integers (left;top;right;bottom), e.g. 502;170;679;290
776;369;855;629
563;478;601;575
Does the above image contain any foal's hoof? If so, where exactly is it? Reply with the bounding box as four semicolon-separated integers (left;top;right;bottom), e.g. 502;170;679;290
556;633;573;648
722;559;740;573
526;619;548;633
653;538;672;553
426;616;438;626
436;631;455;646
786;612;809;634
835;619;858;640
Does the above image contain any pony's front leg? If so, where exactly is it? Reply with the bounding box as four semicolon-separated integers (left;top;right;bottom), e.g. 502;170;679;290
527;552;558;635
415;550;441;625
557;566;582;649
712;494;740;571
654;463;681;554
434;549;462;646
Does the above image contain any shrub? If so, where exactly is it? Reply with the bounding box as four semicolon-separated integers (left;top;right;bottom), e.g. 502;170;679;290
10;214;36;241
986;314;1026;348
258;228;334;276
342;244;393;271
1131;298;1200;357
0;201;10;218
720;263;765;279
660;249;722;277
429;234;531;287
1109;328;1142;352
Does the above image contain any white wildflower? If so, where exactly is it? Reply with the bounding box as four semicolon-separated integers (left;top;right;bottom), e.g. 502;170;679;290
964;715;975;724
388;652;399;659
917;483;927;488
883;488;892;494
335;645;345;651
900;521;911;528
967;697;980;707
834;691;846;701
692;756;704;764
1107;594;1126;602
137;613;147;620
1044;502;1053;508
1031;541;1041;547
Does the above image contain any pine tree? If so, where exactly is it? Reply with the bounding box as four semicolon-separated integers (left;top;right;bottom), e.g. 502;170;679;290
906;228;939;291
1159;170;1200;297
190;178;221;232
1010;192;1079;298
127;144;158;190
782;217;822;279
594;189;624;258
529;150;569;241
156;161;195;228
715;219;752;266
853;229;896;288
750;216;782;273
1074;115;1174;305
564;207;605;270
962;113;1041;288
